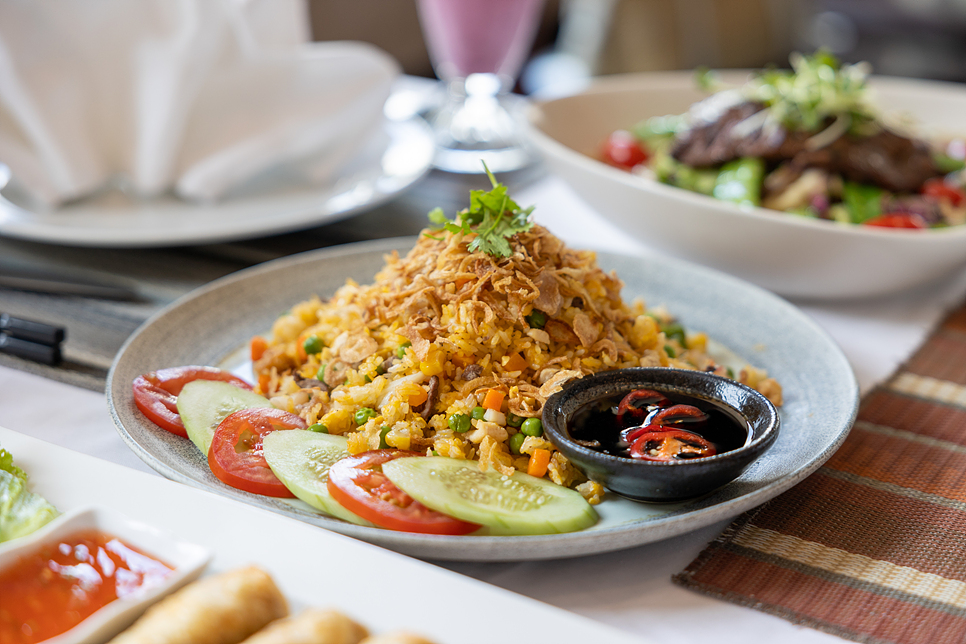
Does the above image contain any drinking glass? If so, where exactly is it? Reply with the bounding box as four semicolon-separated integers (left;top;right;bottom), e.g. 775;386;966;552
416;0;547;173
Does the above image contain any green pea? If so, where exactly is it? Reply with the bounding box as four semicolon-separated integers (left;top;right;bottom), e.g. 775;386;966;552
307;423;328;434
507;412;524;428
726;367;735;379
664;344;676;358
521;418;542;437
303;335;323;355
364;375;372;383
509;432;526;454
397;341;412;359
315;364;327;380
354;407;376;425
471;406;486;420
662;322;686;345
378;426;392;449
448;413;471;433
525;310;547;329
376;361;387;375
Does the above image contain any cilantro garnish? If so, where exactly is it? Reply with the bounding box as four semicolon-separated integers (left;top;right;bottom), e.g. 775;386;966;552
426;165;535;258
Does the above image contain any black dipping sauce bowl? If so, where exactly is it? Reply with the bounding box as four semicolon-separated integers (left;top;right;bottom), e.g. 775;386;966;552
542;368;780;502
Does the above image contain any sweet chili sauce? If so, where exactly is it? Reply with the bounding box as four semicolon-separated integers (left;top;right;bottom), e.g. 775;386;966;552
0;529;173;644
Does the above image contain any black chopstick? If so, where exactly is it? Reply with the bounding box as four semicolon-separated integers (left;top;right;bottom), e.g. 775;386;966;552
0;313;66;365
0;265;140;301
0;332;61;365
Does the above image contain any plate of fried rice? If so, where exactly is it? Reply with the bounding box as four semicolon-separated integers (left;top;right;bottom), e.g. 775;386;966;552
108;216;858;561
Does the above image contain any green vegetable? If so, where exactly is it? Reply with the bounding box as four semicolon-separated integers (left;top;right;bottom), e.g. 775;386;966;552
506;412;524;428
713;158;764;208
662;322;686;345
427;165;535;258
302;335;323;355
828;204;851;224
934;153;966;174
509;432;526;454
354;408;376;425
316;364;327;380
653;153;717;195
525;310;547;329
381;456;597;535
397;341;412;359
378;426;392;449
177;380;273;455
448;413;471;434
842;181;884;223
0;448;59;542
665;344;677;358
520;418;543;437
262;431;372;525
632;115;687;145
471;406;486;421
308;423;328;433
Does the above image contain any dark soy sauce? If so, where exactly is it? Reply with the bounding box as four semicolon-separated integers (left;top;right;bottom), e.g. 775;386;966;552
568;389;750;459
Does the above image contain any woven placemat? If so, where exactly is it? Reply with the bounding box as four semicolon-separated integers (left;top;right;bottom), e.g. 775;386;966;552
674;299;966;644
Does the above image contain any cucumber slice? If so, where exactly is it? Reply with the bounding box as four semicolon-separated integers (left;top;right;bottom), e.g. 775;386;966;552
382;457;598;535
262;430;372;526
176;380;273;455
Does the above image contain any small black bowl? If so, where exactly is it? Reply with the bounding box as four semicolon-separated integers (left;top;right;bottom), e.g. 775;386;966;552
542;368;780;502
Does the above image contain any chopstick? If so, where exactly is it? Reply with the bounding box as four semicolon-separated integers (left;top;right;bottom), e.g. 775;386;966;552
0;313;65;366
0;263;140;301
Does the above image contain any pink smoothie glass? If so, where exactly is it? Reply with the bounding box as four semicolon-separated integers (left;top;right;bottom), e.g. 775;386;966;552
417;0;546;173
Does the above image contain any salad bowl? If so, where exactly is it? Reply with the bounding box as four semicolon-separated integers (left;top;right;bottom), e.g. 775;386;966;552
525;71;966;300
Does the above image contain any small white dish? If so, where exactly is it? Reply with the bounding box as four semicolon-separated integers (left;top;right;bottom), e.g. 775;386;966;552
0;506;211;644
525;71;966;300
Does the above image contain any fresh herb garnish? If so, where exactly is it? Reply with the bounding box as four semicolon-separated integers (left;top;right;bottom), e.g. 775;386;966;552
427;165;535;258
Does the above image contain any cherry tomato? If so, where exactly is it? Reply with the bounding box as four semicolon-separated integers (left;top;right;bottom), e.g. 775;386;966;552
922;177;965;207
601;130;649;170
327;450;480;535
132;366;252;438
628;429;717;461
864;213;928;229
616;388;669;426
208;408;305;497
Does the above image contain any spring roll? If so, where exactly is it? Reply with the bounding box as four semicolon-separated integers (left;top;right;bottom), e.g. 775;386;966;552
359;634;437;644
108;566;288;644
239;608;368;644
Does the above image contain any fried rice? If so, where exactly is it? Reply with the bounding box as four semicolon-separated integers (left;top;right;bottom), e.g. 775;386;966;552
252;224;782;503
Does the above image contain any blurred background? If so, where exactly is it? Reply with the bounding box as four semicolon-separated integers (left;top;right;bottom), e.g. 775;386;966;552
308;0;966;94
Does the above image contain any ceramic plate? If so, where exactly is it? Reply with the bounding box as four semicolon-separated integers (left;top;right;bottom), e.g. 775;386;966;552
526;72;966;299
107;238;858;561
0;428;642;644
0;115;434;248
0;505;211;644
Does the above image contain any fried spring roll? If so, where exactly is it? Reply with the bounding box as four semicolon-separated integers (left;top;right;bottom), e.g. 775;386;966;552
239;609;368;644
108;566;289;644
359;634;438;644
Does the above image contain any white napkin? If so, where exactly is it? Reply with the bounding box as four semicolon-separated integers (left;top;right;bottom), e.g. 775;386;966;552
0;0;400;205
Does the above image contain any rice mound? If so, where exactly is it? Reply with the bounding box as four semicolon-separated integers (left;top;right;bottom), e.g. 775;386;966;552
253;224;781;501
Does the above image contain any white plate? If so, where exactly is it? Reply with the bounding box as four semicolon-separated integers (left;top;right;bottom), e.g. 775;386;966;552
525;72;966;299
106;238;859;561
0;505;211;644
0;116;434;248
0;427;643;644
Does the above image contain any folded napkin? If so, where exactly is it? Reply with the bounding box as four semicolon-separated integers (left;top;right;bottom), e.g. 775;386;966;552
0;0;399;205
674;299;966;644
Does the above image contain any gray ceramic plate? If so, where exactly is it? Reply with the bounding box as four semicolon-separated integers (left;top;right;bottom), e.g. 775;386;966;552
107;238;858;561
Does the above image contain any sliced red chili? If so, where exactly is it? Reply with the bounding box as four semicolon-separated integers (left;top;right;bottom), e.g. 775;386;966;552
616;388;669;426
649;404;709;427
628;429;717;461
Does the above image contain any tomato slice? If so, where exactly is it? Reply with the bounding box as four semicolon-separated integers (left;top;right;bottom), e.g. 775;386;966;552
922;177;965;207
132;366;252;438
208;408;305;497
327;450;480;535
602;130;649;170
864;212;928;229
628;429;717;461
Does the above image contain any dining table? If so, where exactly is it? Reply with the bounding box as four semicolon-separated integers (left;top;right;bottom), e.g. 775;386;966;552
2;159;965;644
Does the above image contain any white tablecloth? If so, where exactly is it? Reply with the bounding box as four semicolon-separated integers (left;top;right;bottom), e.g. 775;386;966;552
2;175;965;644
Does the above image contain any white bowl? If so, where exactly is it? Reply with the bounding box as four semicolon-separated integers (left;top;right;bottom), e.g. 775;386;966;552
0;506;211;644
525;71;966;300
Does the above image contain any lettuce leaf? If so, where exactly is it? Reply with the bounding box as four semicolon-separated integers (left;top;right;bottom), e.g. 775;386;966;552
0;447;59;542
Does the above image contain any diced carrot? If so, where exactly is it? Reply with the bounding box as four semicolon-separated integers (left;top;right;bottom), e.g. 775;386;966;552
408;388;429;407
528;449;551;478
451;352;475;368
250;336;268;362
482;388;506;411
502;352;527;372
257;373;271;394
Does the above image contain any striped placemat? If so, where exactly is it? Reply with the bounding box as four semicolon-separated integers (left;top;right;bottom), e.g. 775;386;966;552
674;299;966;644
